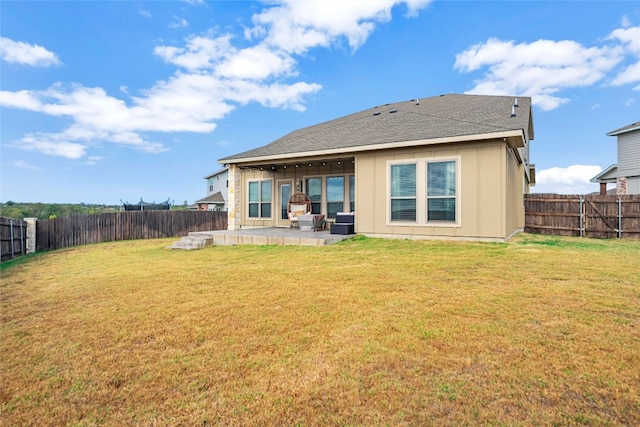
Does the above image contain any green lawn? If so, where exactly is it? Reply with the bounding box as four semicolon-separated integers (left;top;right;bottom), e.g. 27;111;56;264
1;234;639;426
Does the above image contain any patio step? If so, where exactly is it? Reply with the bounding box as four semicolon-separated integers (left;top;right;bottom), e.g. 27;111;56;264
171;232;215;250
171;228;352;249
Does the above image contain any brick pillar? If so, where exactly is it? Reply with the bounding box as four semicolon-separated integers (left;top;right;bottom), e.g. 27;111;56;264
226;165;241;230
25;218;37;254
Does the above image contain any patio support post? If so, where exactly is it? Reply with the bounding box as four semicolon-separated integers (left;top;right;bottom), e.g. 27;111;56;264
227;164;241;230
600;182;607;195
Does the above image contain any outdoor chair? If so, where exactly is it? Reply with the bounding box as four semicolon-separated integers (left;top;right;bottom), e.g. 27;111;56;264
287;192;312;228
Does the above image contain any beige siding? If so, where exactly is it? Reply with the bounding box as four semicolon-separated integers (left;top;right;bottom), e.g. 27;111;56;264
355;140;519;241
505;148;524;236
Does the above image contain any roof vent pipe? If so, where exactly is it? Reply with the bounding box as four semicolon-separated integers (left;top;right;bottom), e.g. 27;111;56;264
416;98;420;105
511;105;516;117
514;97;519;107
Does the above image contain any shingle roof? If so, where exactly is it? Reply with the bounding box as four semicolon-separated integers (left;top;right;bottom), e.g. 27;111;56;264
195;191;225;204
220;94;533;163
607;121;640;136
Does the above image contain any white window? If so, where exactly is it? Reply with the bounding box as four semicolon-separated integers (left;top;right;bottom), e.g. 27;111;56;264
427;160;456;222
390;163;417;221
248;180;272;218
388;157;460;226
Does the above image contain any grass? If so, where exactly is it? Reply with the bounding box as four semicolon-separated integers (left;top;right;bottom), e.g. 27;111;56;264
1;233;639;426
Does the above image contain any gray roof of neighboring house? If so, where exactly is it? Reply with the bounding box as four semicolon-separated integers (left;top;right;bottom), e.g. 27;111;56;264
195;191;225;204
607;121;640;136
590;164;619;183
220;94;533;163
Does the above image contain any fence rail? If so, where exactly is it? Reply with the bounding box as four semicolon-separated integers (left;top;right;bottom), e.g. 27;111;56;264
525;194;640;239
35;210;227;252
0;217;28;262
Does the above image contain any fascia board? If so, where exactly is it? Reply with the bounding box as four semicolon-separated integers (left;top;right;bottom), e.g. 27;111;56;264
220;130;526;165
607;124;640;136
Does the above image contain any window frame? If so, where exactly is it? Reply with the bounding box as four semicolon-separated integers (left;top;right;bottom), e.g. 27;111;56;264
426;159;458;223
304;176;323;214
386;156;461;227
302;174;354;217
247;179;273;219
389;162;418;222
326;175;346;219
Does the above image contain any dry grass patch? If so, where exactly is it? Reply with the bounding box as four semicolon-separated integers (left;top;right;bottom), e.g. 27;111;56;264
1;234;639;425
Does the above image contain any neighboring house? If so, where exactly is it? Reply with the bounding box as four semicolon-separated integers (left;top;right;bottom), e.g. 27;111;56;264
591;122;640;195
218;94;535;242
195;168;228;211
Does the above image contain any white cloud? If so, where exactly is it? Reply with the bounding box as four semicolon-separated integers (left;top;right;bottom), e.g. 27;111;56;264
621;15;631;28
18;134;87;159
169;16;189;29
251;0;431;54
608;25;640;87
85;156;104;166
0;37;61;67
608;25;640;53
454;38;624;111
624;98;637;107
154;35;234;71
216;45;297;80
1;1;429;159
611;58;640;87
12;160;39;170
534;165;602;195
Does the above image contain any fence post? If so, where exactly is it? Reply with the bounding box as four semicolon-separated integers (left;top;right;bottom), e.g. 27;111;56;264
618;198;622;239
20;221;25;255
10;219;15;259
579;197;584;237
25;218;37;254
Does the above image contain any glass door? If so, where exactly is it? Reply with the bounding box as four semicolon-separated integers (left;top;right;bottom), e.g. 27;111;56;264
277;181;292;227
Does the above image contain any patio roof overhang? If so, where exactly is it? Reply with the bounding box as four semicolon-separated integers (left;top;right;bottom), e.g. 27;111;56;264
220;129;527;169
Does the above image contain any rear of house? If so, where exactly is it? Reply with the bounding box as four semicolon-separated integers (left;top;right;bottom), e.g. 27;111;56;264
219;94;535;242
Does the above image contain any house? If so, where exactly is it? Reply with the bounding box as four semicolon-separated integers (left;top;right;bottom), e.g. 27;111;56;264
195;168;228;211
591;122;640;195
218;94;535;242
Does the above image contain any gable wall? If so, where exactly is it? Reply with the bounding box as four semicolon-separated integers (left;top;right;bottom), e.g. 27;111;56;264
618;130;640;176
355;140;519;241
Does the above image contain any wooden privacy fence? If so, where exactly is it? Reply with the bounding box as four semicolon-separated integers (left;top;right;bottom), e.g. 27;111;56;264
0;217;28;262
525;194;640;239
36;210;227;252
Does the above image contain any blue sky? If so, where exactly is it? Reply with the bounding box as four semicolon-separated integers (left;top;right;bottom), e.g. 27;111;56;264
1;0;639;205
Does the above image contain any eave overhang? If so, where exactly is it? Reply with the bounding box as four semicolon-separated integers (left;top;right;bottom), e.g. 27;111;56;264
220;129;527;166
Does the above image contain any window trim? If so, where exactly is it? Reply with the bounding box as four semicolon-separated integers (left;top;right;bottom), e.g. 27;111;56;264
386;156;461;227
246;178;273;219
389;161;418;223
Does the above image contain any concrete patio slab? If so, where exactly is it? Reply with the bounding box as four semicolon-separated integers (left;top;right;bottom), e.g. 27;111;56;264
171;227;353;249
